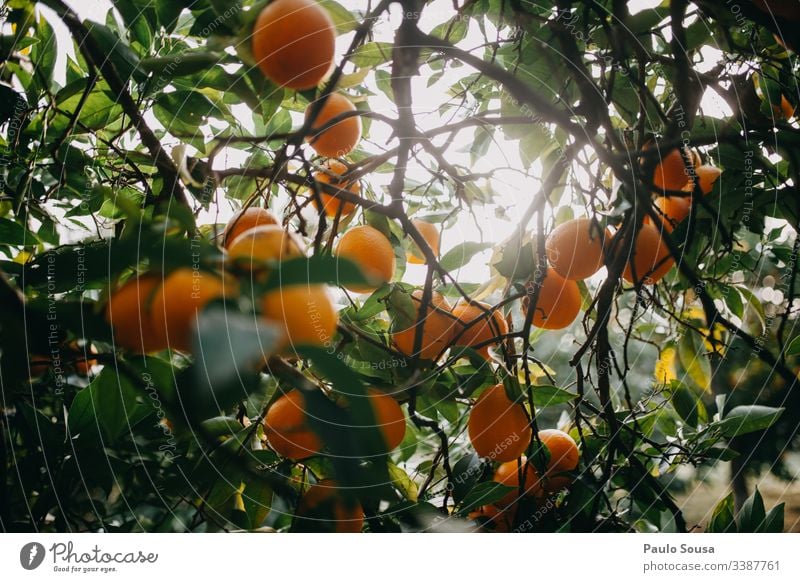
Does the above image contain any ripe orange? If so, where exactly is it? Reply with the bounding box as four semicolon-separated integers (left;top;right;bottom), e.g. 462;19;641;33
365;389;406;452
615;223;675;285
647;195;691;233
261;284;338;351
647;145;694;192
407;219;441;264
694;165;722;195
493;457;542;505
545;217;607;280
296;479;364;532
468;384;532;462
522;267;582;330
537;428;579;493
105;274;168;353
334;225;395;293
305;93;362;158
264;390;323;460
312;160;359;217
772;95;795;121
450;300;509;359
392;290;455;361
222;207;279;248
251;0;335;90
226;224;304;271
150;268;231;352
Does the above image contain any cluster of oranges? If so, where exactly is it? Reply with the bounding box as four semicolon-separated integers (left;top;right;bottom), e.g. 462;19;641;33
531;145;723;316
104;206;339;356
100;2;733;531
466;385;580;531
391;290;509;362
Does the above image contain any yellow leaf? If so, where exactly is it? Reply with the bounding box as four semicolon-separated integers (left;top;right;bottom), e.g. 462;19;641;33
654;346;677;385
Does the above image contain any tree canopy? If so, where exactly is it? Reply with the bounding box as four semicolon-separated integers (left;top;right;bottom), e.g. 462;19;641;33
0;0;798;533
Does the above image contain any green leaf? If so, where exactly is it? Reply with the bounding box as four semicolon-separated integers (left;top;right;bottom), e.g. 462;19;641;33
451;453;482;505
0;84;27;126
85;20;144;82
785;335;800;356
318;0;360;33
350;42;393;68
457;481;515;516
531;385;576;408
242;477;273;530
293;346;393;492
154;90;225;135
738;488;766;533
440;241;492;271
0;217;40;246
518;122;552;166
761;503;785;533
717;405;784;438
262;255;370;290
493;237;535;280
55;81;125;131
30;14;57;95
706;493;737;533
678;331;711;391
387;462;418;502
69;367;153;444
668;382;707;428
190;307;281;417
430;17;468;44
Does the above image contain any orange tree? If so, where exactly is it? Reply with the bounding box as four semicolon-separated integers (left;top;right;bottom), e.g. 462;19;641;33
0;0;798;532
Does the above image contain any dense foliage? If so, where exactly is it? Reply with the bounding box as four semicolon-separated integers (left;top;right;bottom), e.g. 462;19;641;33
0;0;798;532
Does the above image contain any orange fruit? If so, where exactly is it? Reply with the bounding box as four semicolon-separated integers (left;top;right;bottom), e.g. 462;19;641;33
305;93;362;158
537;428;579;493
150;268;230;352
334;225;395;293
646;145;695;192
493;457;542;505
450;300;509;359
296;479;364;532
615;223;675;285
28;354;52;380
467;384;532;462
222;207;279;248
264;390;323;460
407;219;441;265
105;274;168;353
694;165;722;195
251;0;335;90
365;389;406;452
522;267;582;330
392;290;455;361
261;284;338;351
772;95;795;121
312;160;359;217
647;195;691;233
545;217;607;280
226;225;304;271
